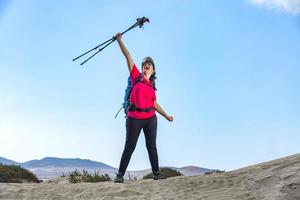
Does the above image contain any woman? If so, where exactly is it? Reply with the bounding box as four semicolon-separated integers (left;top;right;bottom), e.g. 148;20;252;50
114;33;174;183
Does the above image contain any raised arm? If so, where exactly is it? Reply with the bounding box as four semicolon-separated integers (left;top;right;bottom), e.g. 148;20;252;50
115;33;134;73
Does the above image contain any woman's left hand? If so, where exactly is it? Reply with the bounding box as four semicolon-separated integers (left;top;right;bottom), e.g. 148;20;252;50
166;115;174;122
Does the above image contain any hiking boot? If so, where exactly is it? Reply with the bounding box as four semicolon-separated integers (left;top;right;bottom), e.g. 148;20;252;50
114;173;124;183
153;172;166;180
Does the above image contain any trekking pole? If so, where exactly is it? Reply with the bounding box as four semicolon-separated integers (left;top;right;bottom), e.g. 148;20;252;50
73;17;150;65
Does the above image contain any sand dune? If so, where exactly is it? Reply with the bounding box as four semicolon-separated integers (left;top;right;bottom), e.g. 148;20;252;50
0;153;299;200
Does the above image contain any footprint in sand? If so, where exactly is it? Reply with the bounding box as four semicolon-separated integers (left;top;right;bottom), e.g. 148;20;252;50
226;179;235;187
233;192;256;200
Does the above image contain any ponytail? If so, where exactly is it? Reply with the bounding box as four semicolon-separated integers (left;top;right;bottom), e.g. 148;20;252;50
150;72;157;90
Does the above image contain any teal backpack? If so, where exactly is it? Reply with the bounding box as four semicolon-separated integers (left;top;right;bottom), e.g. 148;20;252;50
115;74;156;118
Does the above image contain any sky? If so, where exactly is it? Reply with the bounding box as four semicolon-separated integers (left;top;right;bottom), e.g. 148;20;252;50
0;0;299;171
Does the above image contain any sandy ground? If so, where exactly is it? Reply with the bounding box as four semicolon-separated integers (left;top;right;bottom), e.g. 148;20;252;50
0;153;299;200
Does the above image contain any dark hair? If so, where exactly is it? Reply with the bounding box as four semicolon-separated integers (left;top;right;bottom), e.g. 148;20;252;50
150;72;157;90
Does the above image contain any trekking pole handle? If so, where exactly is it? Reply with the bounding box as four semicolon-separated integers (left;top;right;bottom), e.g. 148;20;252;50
137;17;150;27
113;17;149;39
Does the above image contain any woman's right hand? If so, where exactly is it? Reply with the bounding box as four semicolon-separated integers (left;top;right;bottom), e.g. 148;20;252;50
114;33;122;41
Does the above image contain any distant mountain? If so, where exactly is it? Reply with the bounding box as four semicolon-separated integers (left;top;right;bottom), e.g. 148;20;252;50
179;165;216;176
0;156;218;180
21;157;115;169
0;156;117;180
125;166;216;179
0;157;20;165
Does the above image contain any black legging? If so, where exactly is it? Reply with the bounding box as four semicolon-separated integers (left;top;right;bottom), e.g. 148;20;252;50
118;114;159;176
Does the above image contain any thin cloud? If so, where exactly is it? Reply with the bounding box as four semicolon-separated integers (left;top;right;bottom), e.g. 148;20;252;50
249;0;300;14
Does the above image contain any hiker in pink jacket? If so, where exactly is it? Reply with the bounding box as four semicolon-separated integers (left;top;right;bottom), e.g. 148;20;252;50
114;33;173;183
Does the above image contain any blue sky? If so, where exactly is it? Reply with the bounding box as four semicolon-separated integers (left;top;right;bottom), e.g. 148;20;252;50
0;0;299;171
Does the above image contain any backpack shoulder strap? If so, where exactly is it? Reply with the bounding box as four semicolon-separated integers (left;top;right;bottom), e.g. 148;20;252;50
133;73;143;86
